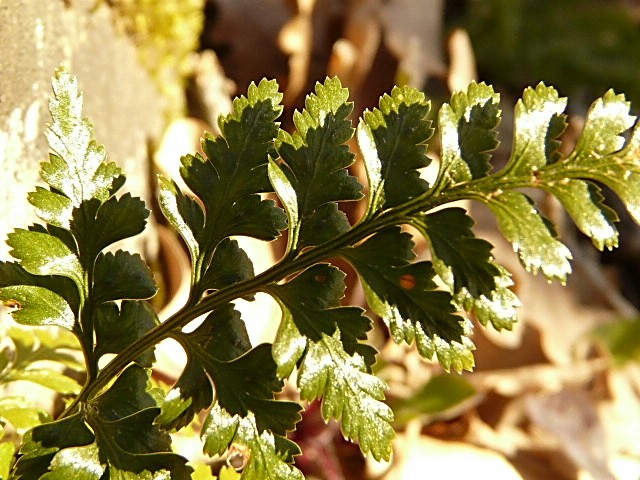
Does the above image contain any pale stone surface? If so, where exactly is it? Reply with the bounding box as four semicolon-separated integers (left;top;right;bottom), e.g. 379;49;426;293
0;0;163;260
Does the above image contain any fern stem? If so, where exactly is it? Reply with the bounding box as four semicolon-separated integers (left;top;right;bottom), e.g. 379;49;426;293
63;174;527;412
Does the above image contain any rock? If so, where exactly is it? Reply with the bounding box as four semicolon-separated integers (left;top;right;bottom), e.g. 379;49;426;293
0;0;163;260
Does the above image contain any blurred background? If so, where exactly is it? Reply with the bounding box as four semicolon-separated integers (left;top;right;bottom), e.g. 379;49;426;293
2;1;640;479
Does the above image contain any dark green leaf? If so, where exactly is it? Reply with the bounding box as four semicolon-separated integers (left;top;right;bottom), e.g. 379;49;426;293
268;264;391;459
217;195;287;242
92;251;157;303
31;414;97;449
11;438;58;480
209;79;283;193
94;301;159;368
91;412;191;479
272;264;348;311
91;365;157;421
412;207;499;296
358;85;432;214
437;82;500;185
179;151;286;245
91;408;168;455
174;303;300;436
270;264;373;378
11;413;95;480
0;260;55;289
158;304;249;430
187;304;252;362
177;79;285;257
164;80;287;292
342;228;474;371
298;202;352;247
275;77;363;249
186;342;301;435
199;238;255;296
0;285;75;330
70;194;149;263
86;366;192;479
483;191;573;282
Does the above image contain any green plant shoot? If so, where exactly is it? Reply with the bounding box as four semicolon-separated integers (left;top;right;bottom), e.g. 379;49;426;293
1;67;639;479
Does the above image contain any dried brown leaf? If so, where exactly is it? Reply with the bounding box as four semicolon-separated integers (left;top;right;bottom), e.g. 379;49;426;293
327;0;381;92
447;28;477;92
525;389;616;480
368;421;523;479
380;0;447;87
